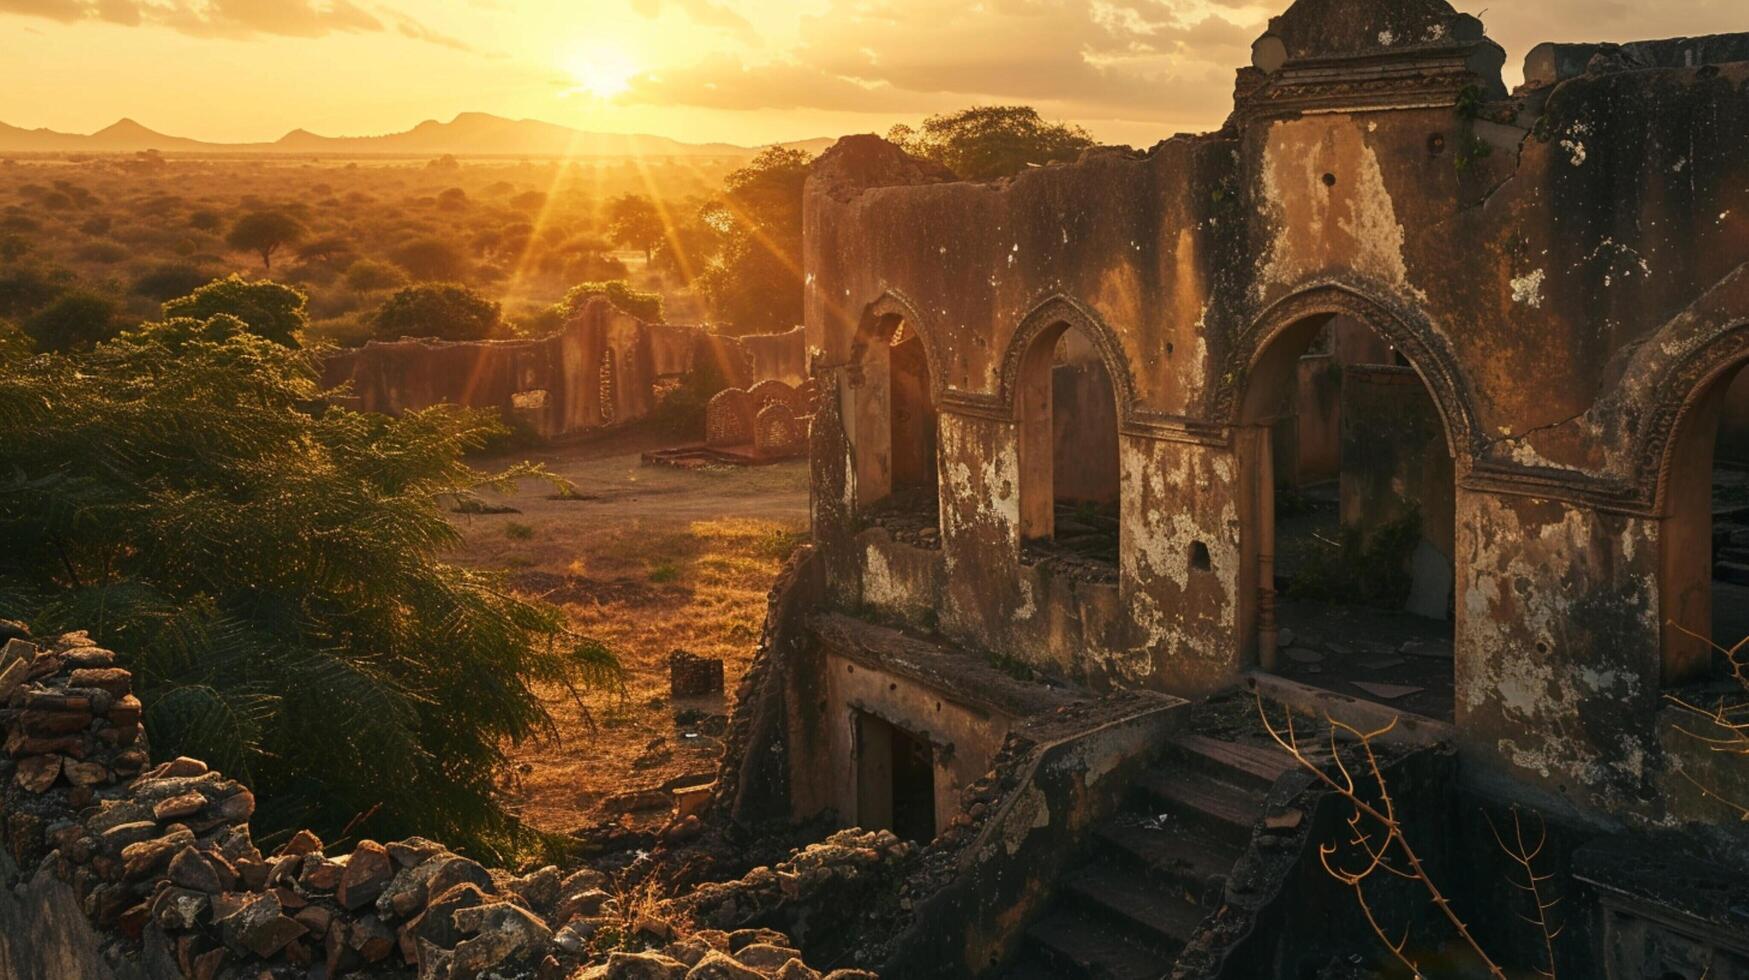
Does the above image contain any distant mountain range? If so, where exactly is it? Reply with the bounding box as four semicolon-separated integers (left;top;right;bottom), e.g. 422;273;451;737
0;112;837;158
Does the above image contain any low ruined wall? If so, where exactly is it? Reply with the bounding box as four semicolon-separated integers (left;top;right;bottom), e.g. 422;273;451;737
0;625;865;980
322;302;808;442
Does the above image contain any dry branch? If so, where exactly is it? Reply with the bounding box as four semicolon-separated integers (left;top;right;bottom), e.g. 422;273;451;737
1257;697;1507;979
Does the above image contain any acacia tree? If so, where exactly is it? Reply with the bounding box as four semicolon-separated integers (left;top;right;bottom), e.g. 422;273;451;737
889;105;1094;180
607;194;665;263
0;317;618;857
226;211;305;270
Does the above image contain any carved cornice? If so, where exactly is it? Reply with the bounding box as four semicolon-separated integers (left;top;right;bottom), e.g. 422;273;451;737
1237;48;1486;124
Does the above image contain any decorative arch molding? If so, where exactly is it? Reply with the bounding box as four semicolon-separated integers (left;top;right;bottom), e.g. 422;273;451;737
1633;319;1749;515
1214;280;1485;461
995;294;1141;424
852;289;948;405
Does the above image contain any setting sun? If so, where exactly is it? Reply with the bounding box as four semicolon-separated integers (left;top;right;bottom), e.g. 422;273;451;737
565;45;639;101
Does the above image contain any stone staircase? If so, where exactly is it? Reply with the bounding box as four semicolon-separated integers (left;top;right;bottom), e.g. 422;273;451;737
1000;731;1295;979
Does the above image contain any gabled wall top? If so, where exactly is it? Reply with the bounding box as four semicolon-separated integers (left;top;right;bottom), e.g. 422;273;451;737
1254;0;1484;67
1239;0;1506;122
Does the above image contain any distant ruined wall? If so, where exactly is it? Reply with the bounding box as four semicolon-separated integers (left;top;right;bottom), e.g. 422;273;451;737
321;300;808;441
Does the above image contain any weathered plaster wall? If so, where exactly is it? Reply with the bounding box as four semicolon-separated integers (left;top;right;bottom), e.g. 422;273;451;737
803;0;1749;824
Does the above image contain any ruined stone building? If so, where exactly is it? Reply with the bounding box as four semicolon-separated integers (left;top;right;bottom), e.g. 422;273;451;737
321;297;809;443
716;0;1749;975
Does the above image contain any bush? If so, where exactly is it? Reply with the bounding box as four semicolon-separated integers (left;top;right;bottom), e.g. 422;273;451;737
370;282;501;341
557;279;663;323
344;258;407;292
130;263;211;302
163;275;308;347
0;264;65;318
22;290;122;351
0;317;619;857
74;241;129;264
302;314;375;348
392;236;470;282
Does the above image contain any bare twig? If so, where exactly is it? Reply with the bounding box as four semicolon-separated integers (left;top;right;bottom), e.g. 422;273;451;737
1258;697;1508;979
1486;807;1562;979
1662;623;1749;819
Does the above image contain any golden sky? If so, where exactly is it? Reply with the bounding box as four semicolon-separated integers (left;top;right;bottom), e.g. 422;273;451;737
2;0;1743;148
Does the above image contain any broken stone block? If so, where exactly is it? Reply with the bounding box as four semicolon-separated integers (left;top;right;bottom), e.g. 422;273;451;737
687;950;767;980
735;942;805;970
218;891;307;958
669;650;725;698
338;839;393;910
168;846;227;893
449;900;553;979
349;913;397;962
412;881;494;949
121;826;194;879
67;667;131;696
153;792;207;822
15;753;62;792
601;950;689;979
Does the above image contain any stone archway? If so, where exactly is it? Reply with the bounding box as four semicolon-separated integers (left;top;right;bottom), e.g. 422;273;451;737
1230;285;1477;720
1651;324;1749;684
1000;298;1129;568
846;293;944;520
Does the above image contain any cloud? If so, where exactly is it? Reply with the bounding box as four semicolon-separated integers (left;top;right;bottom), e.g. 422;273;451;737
619;0;1261;126
0;0;480;50
629;0;754;37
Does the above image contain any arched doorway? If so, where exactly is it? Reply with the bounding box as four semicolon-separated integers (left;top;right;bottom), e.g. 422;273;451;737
1241;312;1458;719
1016;322;1121;570
1661;352;1749;683
849;313;940;535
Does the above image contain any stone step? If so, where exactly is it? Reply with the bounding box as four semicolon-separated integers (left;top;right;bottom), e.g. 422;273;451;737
1024;906;1174;980
1064;864;1209;949
1135;767;1267;847
1160;733;1295;791
1093;820;1234;903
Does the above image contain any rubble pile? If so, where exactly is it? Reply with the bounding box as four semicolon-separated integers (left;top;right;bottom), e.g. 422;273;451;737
0;627;861;980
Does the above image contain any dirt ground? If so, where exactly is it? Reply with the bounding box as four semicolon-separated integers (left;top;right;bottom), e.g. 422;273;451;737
449;427;810;835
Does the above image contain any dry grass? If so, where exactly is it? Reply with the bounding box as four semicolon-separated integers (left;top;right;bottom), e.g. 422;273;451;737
448;428;809;833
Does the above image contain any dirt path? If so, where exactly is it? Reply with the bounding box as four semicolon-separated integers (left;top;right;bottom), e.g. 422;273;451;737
449;428;810;834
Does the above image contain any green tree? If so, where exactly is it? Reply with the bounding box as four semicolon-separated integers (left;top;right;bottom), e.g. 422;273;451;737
0;315;618;857
607;194;665;263
370;283;501;341
556;280;663;324
163;275;309;347
696;147;812;335
393;236;471;282
888;105;1094;180
226;211;305;270
22;290;121;352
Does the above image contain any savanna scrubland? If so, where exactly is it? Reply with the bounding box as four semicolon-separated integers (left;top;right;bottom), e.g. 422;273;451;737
0;106;1092;868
